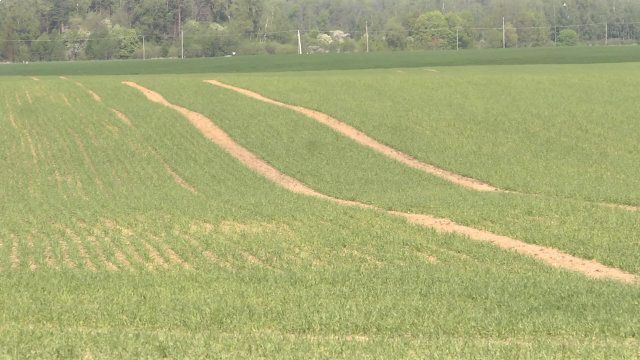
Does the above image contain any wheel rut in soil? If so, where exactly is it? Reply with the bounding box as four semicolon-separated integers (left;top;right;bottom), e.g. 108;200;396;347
124;81;639;284
205;80;500;192
206;81;640;212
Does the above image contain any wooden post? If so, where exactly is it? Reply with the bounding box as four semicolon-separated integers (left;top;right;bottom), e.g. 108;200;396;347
457;27;459;50
366;21;369;53
605;23;608;45
503;17;505;48
143;36;145;60
181;30;184;59
297;30;302;55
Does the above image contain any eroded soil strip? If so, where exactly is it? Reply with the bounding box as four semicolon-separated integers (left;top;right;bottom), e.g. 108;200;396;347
125;81;639;284
206;80;500;192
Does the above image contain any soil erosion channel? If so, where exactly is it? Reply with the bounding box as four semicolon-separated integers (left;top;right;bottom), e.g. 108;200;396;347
123;81;638;284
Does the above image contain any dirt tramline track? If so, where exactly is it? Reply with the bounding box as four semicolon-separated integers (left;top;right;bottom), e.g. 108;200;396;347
206;80;501;192
206;80;640;212
124;81;638;284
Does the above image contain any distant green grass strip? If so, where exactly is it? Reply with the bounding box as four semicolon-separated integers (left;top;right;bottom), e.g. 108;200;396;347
2;46;640;77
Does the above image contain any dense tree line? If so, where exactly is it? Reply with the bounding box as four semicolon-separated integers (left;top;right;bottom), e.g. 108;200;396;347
2;0;639;62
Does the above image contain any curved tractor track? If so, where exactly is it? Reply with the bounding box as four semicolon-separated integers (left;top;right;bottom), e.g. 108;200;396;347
205;80;640;212
205;80;500;192
123;81;638;285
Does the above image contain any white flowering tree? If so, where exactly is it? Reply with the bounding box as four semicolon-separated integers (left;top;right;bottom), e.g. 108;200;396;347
317;33;333;46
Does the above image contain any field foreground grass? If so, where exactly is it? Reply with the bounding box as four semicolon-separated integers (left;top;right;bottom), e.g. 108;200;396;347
0;70;639;357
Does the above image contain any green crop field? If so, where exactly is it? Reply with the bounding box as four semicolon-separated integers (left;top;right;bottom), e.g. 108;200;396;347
1;51;640;358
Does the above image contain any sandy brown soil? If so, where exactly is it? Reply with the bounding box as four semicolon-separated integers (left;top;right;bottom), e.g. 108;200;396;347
125;81;638;284
75;82;101;101
10;234;20;268
31;77;39;81
111;109;132;126
58;239;75;268
205;80;500;192
24;89;32;104
88;90;101;101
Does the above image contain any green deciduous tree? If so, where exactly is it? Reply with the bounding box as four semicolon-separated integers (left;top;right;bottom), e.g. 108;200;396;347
412;11;453;50
557;28;578;46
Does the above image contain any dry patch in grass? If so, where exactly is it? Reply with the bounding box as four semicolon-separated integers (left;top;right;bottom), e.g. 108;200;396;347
24;130;38;165
415;251;439;264
111;109;132;126
126;81;638;284
343;248;385;267
10;234;20;268
75;82;101;101
101;219;156;271
79;223;134;271
54;224;97;272
174;230;237;272
23;88;32;104
58;239;75;268
146;232;193;270
26;234;38;271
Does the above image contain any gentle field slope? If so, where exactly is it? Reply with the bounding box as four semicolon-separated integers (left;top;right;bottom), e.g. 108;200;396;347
213;63;640;205
0;68;639;357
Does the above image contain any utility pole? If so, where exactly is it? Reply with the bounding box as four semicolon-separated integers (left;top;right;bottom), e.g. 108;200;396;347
456;27;459;50
297;30;302;55
502;17;505;48
553;1;557;42
366;21;369;52
181;30;184;59
605;22;608;45
143;36;146;60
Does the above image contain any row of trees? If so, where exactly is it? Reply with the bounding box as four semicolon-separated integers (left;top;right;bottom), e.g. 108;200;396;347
2;0;639;62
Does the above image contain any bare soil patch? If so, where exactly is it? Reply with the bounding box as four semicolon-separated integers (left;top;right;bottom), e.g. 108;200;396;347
54;224;97;272
75;82;101;101
111;109;132;126
392;212;638;283
205;80;500;192
415;251;439;264
23;89;32;104
58;239;75;268
174;230;236;272
10;234;20;268
88;90;101;101
126;81;638;284
146;232;194;270
31;77;39;81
